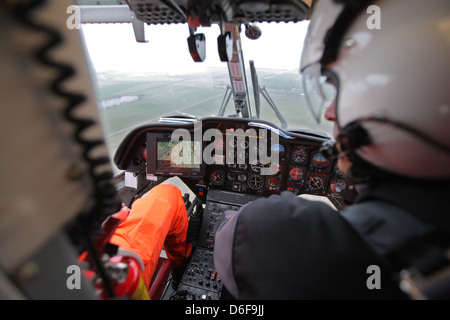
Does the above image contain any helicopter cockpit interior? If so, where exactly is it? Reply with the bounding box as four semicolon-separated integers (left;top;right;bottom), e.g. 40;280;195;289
0;0;361;300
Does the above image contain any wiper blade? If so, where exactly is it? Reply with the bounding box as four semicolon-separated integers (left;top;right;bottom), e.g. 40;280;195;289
248;122;293;139
287;128;330;139
159;113;197;124
250;60;288;130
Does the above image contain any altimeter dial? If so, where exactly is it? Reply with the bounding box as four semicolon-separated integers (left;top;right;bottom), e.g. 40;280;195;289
292;146;307;164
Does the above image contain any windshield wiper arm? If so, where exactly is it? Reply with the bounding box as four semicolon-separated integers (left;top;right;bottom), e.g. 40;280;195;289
250;60;288;130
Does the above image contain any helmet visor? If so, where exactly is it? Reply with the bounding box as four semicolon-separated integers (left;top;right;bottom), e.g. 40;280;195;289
302;63;337;123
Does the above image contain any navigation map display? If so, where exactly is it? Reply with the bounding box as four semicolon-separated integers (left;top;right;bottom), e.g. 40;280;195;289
147;133;203;177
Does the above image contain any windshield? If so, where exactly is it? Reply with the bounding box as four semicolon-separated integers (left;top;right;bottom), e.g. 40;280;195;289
81;22;333;168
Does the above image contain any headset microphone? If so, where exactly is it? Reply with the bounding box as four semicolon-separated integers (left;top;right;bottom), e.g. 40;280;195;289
320;121;372;160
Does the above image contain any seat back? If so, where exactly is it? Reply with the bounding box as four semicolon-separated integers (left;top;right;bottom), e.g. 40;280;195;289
148;257;171;300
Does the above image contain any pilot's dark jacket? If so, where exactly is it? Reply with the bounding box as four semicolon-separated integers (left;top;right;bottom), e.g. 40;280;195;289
213;178;450;299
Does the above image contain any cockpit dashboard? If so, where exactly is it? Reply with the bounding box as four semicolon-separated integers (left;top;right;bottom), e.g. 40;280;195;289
114;117;356;209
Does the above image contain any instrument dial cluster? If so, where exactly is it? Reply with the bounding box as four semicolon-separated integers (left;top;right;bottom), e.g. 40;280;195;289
205;123;354;200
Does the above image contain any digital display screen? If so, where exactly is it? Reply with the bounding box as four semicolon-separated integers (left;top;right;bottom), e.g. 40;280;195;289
147;133;203;177
157;138;201;171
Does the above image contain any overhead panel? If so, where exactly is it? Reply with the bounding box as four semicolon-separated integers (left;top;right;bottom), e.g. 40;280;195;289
120;0;312;26
127;0;188;25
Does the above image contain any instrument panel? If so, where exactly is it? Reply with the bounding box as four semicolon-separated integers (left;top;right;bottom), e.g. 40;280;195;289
114;117;356;208
205;131;350;199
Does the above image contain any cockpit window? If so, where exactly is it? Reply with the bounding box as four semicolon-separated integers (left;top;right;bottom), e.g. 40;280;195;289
81;22;333;171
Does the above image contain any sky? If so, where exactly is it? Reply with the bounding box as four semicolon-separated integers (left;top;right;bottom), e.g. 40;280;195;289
81;21;310;75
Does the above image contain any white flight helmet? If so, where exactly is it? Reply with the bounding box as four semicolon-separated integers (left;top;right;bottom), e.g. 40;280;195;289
300;0;450;180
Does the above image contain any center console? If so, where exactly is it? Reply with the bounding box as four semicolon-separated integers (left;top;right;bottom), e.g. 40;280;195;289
170;189;260;300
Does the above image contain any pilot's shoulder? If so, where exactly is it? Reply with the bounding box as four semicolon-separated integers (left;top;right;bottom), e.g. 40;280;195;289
237;192;347;233
239;191;338;222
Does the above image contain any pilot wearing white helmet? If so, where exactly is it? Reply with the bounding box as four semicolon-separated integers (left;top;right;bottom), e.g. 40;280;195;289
214;0;450;299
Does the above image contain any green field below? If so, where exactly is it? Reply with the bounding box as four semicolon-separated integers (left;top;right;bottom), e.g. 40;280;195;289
93;69;333;166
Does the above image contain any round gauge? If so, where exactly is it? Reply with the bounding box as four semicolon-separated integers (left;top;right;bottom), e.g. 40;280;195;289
238;164;248;170
238;150;247;162
289;167;305;181
312;153;330;169
270;144;285;154
238;174;247;182
267;177;279;187
248;174;264;190
266;162;281;175
307;175;325;191
251;140;266;156
250;160;261;173
292;146;307;164
240;139;249;150
210;170;225;186
227;172;236;181
330;178;347;194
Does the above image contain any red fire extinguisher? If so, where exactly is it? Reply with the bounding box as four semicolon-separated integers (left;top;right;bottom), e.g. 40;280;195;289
104;255;149;300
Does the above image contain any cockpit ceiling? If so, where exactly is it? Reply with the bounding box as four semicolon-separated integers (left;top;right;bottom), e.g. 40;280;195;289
76;0;313;25
76;0;129;5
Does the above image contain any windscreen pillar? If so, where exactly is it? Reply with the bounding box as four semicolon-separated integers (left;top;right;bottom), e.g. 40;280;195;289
225;24;251;118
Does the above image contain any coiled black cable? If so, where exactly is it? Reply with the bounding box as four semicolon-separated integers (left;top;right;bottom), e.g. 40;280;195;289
9;0;121;232
7;0;121;298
